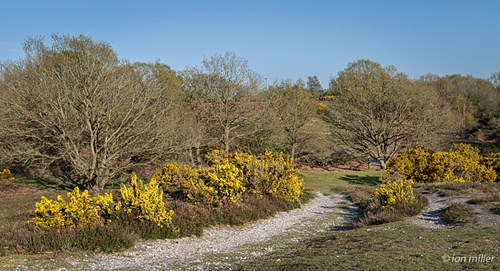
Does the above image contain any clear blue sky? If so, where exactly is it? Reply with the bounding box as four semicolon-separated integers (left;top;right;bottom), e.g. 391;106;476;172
1;0;499;87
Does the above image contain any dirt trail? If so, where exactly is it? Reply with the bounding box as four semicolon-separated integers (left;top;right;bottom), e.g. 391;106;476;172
411;192;499;229
66;193;352;271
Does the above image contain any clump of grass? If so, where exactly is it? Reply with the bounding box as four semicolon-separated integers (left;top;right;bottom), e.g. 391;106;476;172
355;194;428;227
442;203;476;224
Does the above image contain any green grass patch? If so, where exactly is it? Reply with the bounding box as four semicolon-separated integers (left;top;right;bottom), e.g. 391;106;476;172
300;170;383;195
236;222;500;271
442;203;477;224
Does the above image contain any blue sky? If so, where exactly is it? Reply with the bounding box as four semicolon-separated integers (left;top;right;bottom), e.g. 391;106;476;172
1;0;499;87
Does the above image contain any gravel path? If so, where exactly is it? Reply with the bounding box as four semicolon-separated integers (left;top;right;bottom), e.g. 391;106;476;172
411;192;499;229
69;193;349;271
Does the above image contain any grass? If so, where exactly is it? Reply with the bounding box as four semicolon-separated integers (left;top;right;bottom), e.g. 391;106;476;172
442;203;477;224
300;170;383;195
235;221;500;271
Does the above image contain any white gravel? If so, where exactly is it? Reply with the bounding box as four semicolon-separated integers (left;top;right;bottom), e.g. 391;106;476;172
69;193;348;271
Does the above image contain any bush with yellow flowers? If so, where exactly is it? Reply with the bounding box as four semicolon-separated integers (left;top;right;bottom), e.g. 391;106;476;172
153;162;200;193
372;179;415;208
156;150;304;205
181;152;248;206
387;144;497;183
0;168;14;185
386;148;431;182
30;174;174;230
119;174;174;228
253;151;304;203
30;187;115;229
482;152;500;182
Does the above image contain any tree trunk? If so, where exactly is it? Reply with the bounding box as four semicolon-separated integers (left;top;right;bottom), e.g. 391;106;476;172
224;126;230;152
290;143;296;162
378;159;387;170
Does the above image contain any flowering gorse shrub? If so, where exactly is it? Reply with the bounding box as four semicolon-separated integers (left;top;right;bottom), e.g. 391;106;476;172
372;179;415;208
30;187;115;229
482;152;500;182
0;168;14;185
387;144;497;183
157;150;304;205
30;174;174;230
119;174;174;228
154;162;199;192
253;151;303;202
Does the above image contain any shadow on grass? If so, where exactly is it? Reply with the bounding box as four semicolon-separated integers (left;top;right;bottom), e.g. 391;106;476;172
16;176;77;191
339;174;382;186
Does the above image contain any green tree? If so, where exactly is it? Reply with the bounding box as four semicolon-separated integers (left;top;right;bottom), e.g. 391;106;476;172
328;60;456;168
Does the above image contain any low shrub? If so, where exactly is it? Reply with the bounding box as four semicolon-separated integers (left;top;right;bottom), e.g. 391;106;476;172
442;203;476;224
387;144;497;183
30;174;174;230
0;222;135;254
356;194;428;227
0;168;14;185
29;187;115;229
119;174;174;228
352;178;428;227
372;179;415;207
156;150;304;205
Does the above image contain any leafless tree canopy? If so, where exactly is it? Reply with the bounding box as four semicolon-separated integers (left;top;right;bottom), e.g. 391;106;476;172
0;35;180;191
182;52;265;153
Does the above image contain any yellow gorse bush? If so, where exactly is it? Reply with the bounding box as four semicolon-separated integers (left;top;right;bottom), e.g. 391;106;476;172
154;162;199;192
30;187;116;229
0;168;14;184
30;174;174;230
372;179;415;207
482;152;500;182
157;150;304;205
253;151;303;202
119;174;174;228
387;144;497;183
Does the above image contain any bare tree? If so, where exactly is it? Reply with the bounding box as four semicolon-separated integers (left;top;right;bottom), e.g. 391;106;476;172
268;80;317;161
328;60;457;168
0;35;179;191
182;52;263;153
